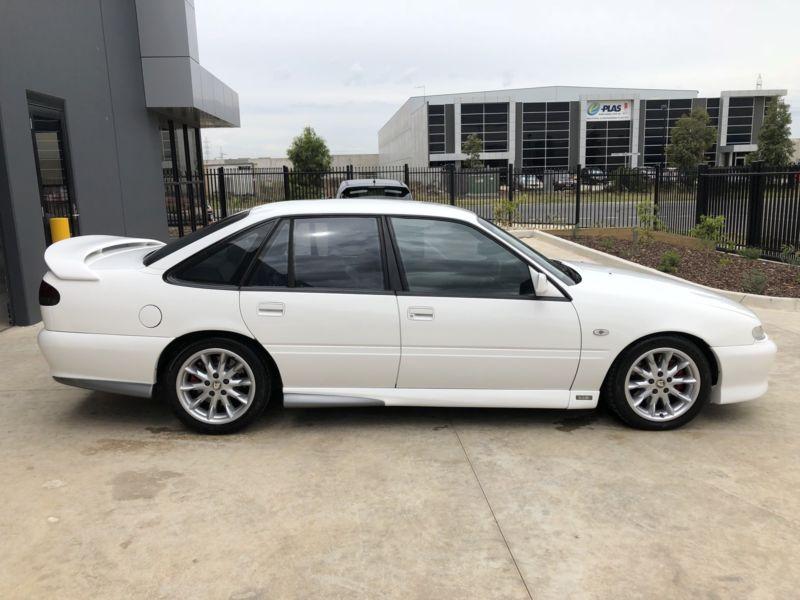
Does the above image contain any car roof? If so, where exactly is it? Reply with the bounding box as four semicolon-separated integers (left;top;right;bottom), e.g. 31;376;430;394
338;178;408;189
247;199;476;222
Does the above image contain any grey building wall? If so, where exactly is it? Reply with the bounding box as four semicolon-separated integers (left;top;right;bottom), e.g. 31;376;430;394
0;0;169;325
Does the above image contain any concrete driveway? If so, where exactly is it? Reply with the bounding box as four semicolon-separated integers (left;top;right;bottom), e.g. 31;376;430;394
1;264;798;598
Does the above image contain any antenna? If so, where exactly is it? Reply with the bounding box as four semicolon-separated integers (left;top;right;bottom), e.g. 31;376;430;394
218;146;226;160
756;74;763;90
203;137;211;158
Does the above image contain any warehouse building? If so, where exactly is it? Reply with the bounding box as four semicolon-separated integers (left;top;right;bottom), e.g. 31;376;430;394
378;86;787;170
0;0;239;327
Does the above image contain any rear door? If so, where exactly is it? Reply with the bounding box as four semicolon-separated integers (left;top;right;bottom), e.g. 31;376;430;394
389;217;581;398
239;216;401;389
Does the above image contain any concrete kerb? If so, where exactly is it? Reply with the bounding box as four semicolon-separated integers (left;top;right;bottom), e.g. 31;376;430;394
512;229;800;313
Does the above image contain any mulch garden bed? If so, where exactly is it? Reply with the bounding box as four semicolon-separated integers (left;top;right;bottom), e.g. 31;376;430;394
552;230;800;298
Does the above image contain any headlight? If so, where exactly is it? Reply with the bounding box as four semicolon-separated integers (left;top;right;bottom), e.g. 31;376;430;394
752;325;766;341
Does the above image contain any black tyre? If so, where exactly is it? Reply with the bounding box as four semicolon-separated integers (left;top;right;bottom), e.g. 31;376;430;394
603;335;712;431
164;337;271;434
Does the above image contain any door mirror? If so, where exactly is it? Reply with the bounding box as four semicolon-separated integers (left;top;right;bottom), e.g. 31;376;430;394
532;270;551;296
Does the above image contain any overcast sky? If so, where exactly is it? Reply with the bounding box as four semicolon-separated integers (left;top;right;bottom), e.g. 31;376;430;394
195;0;799;159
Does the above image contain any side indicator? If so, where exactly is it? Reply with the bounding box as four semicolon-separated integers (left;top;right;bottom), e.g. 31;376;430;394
593;328;609;336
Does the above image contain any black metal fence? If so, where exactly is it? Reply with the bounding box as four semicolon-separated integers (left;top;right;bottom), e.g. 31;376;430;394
165;163;800;262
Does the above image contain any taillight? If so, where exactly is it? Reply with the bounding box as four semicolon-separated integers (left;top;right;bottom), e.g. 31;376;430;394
39;280;60;306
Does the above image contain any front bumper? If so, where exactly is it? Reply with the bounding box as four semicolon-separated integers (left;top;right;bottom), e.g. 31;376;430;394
38;329;171;398
711;338;777;404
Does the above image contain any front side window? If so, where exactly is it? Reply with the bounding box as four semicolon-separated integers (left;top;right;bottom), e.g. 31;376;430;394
390;218;532;298
245;216;386;291
170;221;270;286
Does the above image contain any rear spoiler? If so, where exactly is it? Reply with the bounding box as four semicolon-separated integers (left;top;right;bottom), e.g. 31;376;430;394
44;235;164;281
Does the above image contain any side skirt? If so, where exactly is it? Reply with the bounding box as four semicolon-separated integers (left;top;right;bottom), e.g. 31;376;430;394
282;388;597;409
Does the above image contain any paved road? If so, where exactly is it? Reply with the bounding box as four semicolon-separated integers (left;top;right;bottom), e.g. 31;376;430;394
1;258;797;598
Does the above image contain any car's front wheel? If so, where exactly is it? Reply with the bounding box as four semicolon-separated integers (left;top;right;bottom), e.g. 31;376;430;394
164;337;271;434
604;335;712;430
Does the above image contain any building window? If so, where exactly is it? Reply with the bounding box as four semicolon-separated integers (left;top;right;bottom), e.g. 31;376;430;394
585;120;631;171
642;98;711;166
725;96;754;145
28;95;78;244
521;102;570;171
460;103;508;153
428;104;446;154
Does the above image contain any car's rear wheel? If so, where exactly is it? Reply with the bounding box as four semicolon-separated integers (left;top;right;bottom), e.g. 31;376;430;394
604;335;712;430
164;337;271;434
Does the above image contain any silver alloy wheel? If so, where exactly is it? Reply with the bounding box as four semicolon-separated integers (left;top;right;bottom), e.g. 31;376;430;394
624;347;701;422
176;348;256;425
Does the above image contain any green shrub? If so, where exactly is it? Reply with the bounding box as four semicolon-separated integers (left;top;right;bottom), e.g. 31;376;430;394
599;236;615;252
718;256;733;268
636;201;664;237
690;215;725;244
658;250;681;274
781;244;800;266
493;199;518;227
738;247;762;260
742;269;768;294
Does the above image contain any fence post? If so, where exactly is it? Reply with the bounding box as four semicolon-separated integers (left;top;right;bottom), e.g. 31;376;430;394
653;163;661;218
507;163;514;204
282;165;291;201
574;164;582;227
746;161;765;248
346;164;353;180
448;167;456;206
694;164;709;225
403;164;410;186
217;167;228;219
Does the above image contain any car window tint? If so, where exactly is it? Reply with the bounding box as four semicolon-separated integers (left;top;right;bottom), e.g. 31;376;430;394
292;217;384;290
172;222;270;286
143;210;250;266
391;218;532;297
246;220;290;287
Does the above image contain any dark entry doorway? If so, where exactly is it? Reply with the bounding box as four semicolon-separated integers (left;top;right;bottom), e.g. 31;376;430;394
28;98;79;244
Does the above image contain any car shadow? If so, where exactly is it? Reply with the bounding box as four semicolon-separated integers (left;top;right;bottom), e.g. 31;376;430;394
64;390;757;436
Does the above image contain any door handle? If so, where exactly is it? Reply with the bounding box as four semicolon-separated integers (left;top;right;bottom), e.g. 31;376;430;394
257;302;285;317
408;306;434;321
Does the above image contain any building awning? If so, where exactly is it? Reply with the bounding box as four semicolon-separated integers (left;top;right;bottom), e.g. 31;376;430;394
141;57;239;128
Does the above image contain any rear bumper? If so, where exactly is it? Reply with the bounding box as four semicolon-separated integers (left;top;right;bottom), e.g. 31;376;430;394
711;338;777;404
38;329;170;398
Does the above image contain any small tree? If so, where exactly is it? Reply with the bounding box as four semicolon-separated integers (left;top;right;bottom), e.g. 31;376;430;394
287;127;332;172
746;98;793;167
286;127;332;199
665;108;717;172
462;134;483;169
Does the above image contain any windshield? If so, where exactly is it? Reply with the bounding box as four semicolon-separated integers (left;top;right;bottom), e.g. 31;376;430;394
479;218;579;286
142;211;250;266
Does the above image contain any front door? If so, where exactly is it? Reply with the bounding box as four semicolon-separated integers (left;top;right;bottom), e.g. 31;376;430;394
389;217;581;401
239;216;400;390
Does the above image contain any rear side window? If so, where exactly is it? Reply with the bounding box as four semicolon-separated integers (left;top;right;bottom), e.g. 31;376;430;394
246;220;290;287
244;216;386;291
390;217;532;298
169;222;271;286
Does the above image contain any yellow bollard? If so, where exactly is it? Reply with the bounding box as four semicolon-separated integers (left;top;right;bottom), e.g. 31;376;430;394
49;217;71;243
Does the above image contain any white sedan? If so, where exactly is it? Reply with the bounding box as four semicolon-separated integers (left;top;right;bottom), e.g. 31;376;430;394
37;200;776;433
